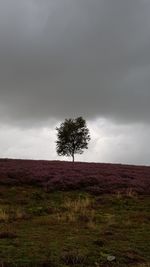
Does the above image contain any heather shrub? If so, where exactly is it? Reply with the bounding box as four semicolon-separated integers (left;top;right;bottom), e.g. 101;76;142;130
0;159;150;194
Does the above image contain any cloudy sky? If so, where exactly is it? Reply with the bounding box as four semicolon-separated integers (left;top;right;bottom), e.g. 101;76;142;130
0;0;150;165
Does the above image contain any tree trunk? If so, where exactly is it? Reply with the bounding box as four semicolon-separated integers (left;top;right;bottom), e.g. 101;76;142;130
72;153;75;162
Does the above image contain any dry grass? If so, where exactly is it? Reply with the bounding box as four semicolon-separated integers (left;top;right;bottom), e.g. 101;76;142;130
104;213;116;226
116;190;122;199
63;196;93;212
115;188;137;199
55;196;96;228
14;208;27;220
0;206;27;222
56;211;77;223
0;208;9;222
126;188;137;198
86;219;97;230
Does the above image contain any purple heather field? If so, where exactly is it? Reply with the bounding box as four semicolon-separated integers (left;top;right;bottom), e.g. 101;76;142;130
0;159;149;195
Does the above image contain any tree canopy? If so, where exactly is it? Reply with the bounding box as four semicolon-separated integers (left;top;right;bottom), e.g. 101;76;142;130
56;117;90;162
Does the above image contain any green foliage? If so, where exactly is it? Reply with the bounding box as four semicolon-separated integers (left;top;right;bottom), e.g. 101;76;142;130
56;117;90;161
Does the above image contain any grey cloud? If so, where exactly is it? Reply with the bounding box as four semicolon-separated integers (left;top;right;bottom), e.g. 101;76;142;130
0;0;150;126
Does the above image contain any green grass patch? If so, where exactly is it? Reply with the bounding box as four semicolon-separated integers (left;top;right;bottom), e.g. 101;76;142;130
0;185;149;266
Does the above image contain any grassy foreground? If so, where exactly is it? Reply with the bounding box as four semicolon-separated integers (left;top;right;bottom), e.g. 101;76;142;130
0;185;150;267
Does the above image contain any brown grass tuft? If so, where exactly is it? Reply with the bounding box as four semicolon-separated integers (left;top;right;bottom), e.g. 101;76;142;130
0;208;9;222
55;196;97;227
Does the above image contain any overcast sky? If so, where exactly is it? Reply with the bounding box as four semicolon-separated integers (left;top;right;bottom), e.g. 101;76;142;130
0;0;150;165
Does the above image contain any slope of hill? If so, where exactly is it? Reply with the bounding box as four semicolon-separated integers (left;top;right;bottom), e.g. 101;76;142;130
0;158;150;194
0;159;150;266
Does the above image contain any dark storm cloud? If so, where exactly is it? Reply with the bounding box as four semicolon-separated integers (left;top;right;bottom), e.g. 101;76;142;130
0;0;150;125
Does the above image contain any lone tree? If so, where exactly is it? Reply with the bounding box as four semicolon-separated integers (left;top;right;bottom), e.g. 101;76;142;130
56;117;90;162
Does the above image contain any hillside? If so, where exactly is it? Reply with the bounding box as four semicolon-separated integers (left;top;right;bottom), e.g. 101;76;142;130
0;159;150;266
0;158;150;194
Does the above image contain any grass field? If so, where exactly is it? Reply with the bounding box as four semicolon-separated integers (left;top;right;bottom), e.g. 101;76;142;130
0;185;150;266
